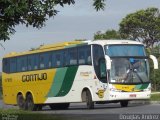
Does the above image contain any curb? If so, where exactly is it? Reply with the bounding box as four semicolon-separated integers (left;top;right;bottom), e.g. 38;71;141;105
130;100;160;104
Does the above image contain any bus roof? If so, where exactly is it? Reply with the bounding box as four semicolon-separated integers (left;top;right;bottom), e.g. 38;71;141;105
4;40;83;58
89;40;143;46
4;40;143;58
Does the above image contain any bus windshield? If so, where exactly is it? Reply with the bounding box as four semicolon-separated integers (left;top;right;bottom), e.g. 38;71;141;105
104;45;149;84
109;58;149;84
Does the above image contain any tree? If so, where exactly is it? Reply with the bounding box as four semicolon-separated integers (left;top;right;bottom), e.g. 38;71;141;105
147;45;160;91
0;73;2;98
94;29;121;40
0;0;106;41
119;7;160;48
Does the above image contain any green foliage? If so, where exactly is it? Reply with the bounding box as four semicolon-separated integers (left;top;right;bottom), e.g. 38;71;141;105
148;46;160;91
150;93;160;101
0;0;106;41
119;7;160;48
94;29;121;40
93;0;106;11
0;75;2;99
150;55;160;91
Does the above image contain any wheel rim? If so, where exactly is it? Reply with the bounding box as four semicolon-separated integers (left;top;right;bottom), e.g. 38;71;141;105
17;95;25;109
26;95;34;110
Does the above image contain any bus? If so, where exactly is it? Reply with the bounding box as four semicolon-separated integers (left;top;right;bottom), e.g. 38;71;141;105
2;40;158;110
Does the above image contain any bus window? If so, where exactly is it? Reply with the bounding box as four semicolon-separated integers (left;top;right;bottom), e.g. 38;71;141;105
17;56;27;72
10;57;17;73
78;45;91;65
63;49;69;66
39;52;51;69
78;46;91;65
99;58;106;78
28;54;39;70
52;52;56;67
86;46;91;64
68;48;77;65
93;45;105;81
54;51;63;67
78;47;85;64
48;53;52;68
3;58;10;73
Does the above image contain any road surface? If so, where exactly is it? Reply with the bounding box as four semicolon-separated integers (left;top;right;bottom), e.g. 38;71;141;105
0;101;160;120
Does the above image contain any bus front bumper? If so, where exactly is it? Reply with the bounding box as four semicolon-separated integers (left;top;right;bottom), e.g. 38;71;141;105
108;91;151;101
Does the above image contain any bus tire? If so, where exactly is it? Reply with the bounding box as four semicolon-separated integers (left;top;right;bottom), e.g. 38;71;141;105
49;103;70;110
17;94;25;110
86;90;94;109
25;94;37;111
120;101;128;107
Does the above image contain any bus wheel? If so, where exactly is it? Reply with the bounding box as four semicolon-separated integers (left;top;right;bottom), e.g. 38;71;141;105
17;94;25;110
86;90;94;109
49;103;70;110
25;94;37;111
120;101;128;107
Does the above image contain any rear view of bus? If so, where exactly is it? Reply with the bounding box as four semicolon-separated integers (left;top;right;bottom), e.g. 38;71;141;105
101;40;158;107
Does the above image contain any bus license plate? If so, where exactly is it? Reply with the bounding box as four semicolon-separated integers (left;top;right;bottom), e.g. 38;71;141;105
130;94;136;97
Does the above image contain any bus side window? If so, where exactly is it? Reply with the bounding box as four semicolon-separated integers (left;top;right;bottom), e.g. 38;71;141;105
52;52;56;67
93;45;106;81
22;57;27;71
55;51;63;67
33;55;39;70
68;48;77;65
39;52;50;69
63;49;69;66
10;57;17;73
48;53;52;68
40;54;45;69
78;45;91;65
3;58;10;73
28;57;32;70
86;46;91;64
17;56;27;72
78;47;85;64
28;54;39;70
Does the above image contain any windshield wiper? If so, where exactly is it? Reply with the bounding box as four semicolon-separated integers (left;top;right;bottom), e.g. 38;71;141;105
133;70;144;83
125;68;144;83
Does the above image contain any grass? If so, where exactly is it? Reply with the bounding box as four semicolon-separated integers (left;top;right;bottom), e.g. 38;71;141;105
0;109;74;120
150;93;160;101
0;91;2;99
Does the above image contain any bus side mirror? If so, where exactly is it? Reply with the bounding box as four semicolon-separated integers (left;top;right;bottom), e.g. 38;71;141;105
149;55;158;69
105;55;111;70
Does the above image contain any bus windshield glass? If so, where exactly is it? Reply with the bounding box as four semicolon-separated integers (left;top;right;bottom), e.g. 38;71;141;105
109;58;149;84
104;45;149;84
105;45;145;56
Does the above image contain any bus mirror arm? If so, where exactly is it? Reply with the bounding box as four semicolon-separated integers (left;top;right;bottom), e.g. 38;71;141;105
105;55;111;70
149;55;158;69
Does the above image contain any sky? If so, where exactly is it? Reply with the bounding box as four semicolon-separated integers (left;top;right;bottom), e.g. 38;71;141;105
0;0;160;71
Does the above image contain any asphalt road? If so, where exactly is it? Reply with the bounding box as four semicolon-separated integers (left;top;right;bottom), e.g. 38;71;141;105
1;101;160;120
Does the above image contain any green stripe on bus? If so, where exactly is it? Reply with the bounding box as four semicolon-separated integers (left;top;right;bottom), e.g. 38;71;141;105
139;83;149;89
47;68;67;97
135;84;142;90
55;66;78;97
